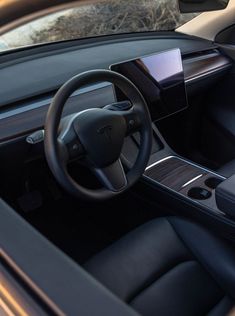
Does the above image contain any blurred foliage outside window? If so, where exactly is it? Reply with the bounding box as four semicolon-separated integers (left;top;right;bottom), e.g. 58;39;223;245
0;0;199;50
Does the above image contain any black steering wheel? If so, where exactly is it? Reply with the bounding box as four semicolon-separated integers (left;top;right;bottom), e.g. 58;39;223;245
44;69;152;200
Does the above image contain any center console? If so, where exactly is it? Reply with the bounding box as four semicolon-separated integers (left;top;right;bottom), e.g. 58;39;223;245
121;122;231;225
144;156;225;215
111;48;235;238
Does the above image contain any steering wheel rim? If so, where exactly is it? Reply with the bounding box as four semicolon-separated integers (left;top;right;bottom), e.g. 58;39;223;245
44;69;152;200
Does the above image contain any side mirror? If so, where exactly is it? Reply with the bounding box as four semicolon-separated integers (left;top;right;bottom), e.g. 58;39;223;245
178;0;229;13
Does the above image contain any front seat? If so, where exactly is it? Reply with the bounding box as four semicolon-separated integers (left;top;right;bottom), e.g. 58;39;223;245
85;217;235;316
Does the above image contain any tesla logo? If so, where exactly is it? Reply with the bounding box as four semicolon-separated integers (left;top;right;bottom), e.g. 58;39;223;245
97;125;113;141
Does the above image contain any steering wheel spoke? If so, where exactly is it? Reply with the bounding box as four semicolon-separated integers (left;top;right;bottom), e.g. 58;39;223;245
122;109;142;136
105;101;142;136
93;159;127;192
59;121;85;162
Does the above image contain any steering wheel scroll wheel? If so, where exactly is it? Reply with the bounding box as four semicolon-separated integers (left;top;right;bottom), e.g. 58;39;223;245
44;69;152;200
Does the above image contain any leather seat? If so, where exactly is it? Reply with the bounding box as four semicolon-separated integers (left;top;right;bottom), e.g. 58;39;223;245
218;160;235;178
85;217;235;316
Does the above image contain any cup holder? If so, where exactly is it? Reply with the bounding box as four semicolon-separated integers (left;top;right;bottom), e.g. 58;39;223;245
188;187;212;200
205;177;223;190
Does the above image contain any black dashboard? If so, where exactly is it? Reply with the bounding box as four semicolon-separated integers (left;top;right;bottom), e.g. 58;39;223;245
0;32;232;142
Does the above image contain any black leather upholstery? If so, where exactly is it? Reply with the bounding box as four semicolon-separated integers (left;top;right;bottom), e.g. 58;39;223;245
85;217;235;316
218;160;235;178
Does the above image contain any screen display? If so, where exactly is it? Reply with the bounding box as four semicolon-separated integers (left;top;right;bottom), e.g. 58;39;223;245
110;49;188;121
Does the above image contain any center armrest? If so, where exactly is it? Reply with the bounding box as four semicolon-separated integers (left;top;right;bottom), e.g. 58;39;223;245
216;175;235;218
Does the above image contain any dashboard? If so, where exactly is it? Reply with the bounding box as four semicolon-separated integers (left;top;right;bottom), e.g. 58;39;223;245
0;32;232;142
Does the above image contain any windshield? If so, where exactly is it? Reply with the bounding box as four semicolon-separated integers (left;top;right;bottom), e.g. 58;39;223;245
0;0;199;51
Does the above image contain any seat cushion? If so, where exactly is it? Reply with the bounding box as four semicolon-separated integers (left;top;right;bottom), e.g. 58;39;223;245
218;159;235;177
85;217;235;316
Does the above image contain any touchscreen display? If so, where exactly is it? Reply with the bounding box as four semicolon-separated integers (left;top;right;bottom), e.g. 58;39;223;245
110;49;188;121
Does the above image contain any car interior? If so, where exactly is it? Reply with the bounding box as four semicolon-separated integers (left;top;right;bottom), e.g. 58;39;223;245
2;0;235;315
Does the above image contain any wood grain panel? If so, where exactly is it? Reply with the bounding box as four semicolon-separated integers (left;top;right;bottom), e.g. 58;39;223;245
0;85;115;142
145;156;225;214
145;157;205;191
183;52;231;82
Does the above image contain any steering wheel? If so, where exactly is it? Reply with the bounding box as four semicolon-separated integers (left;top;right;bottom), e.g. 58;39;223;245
44;69;152;200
